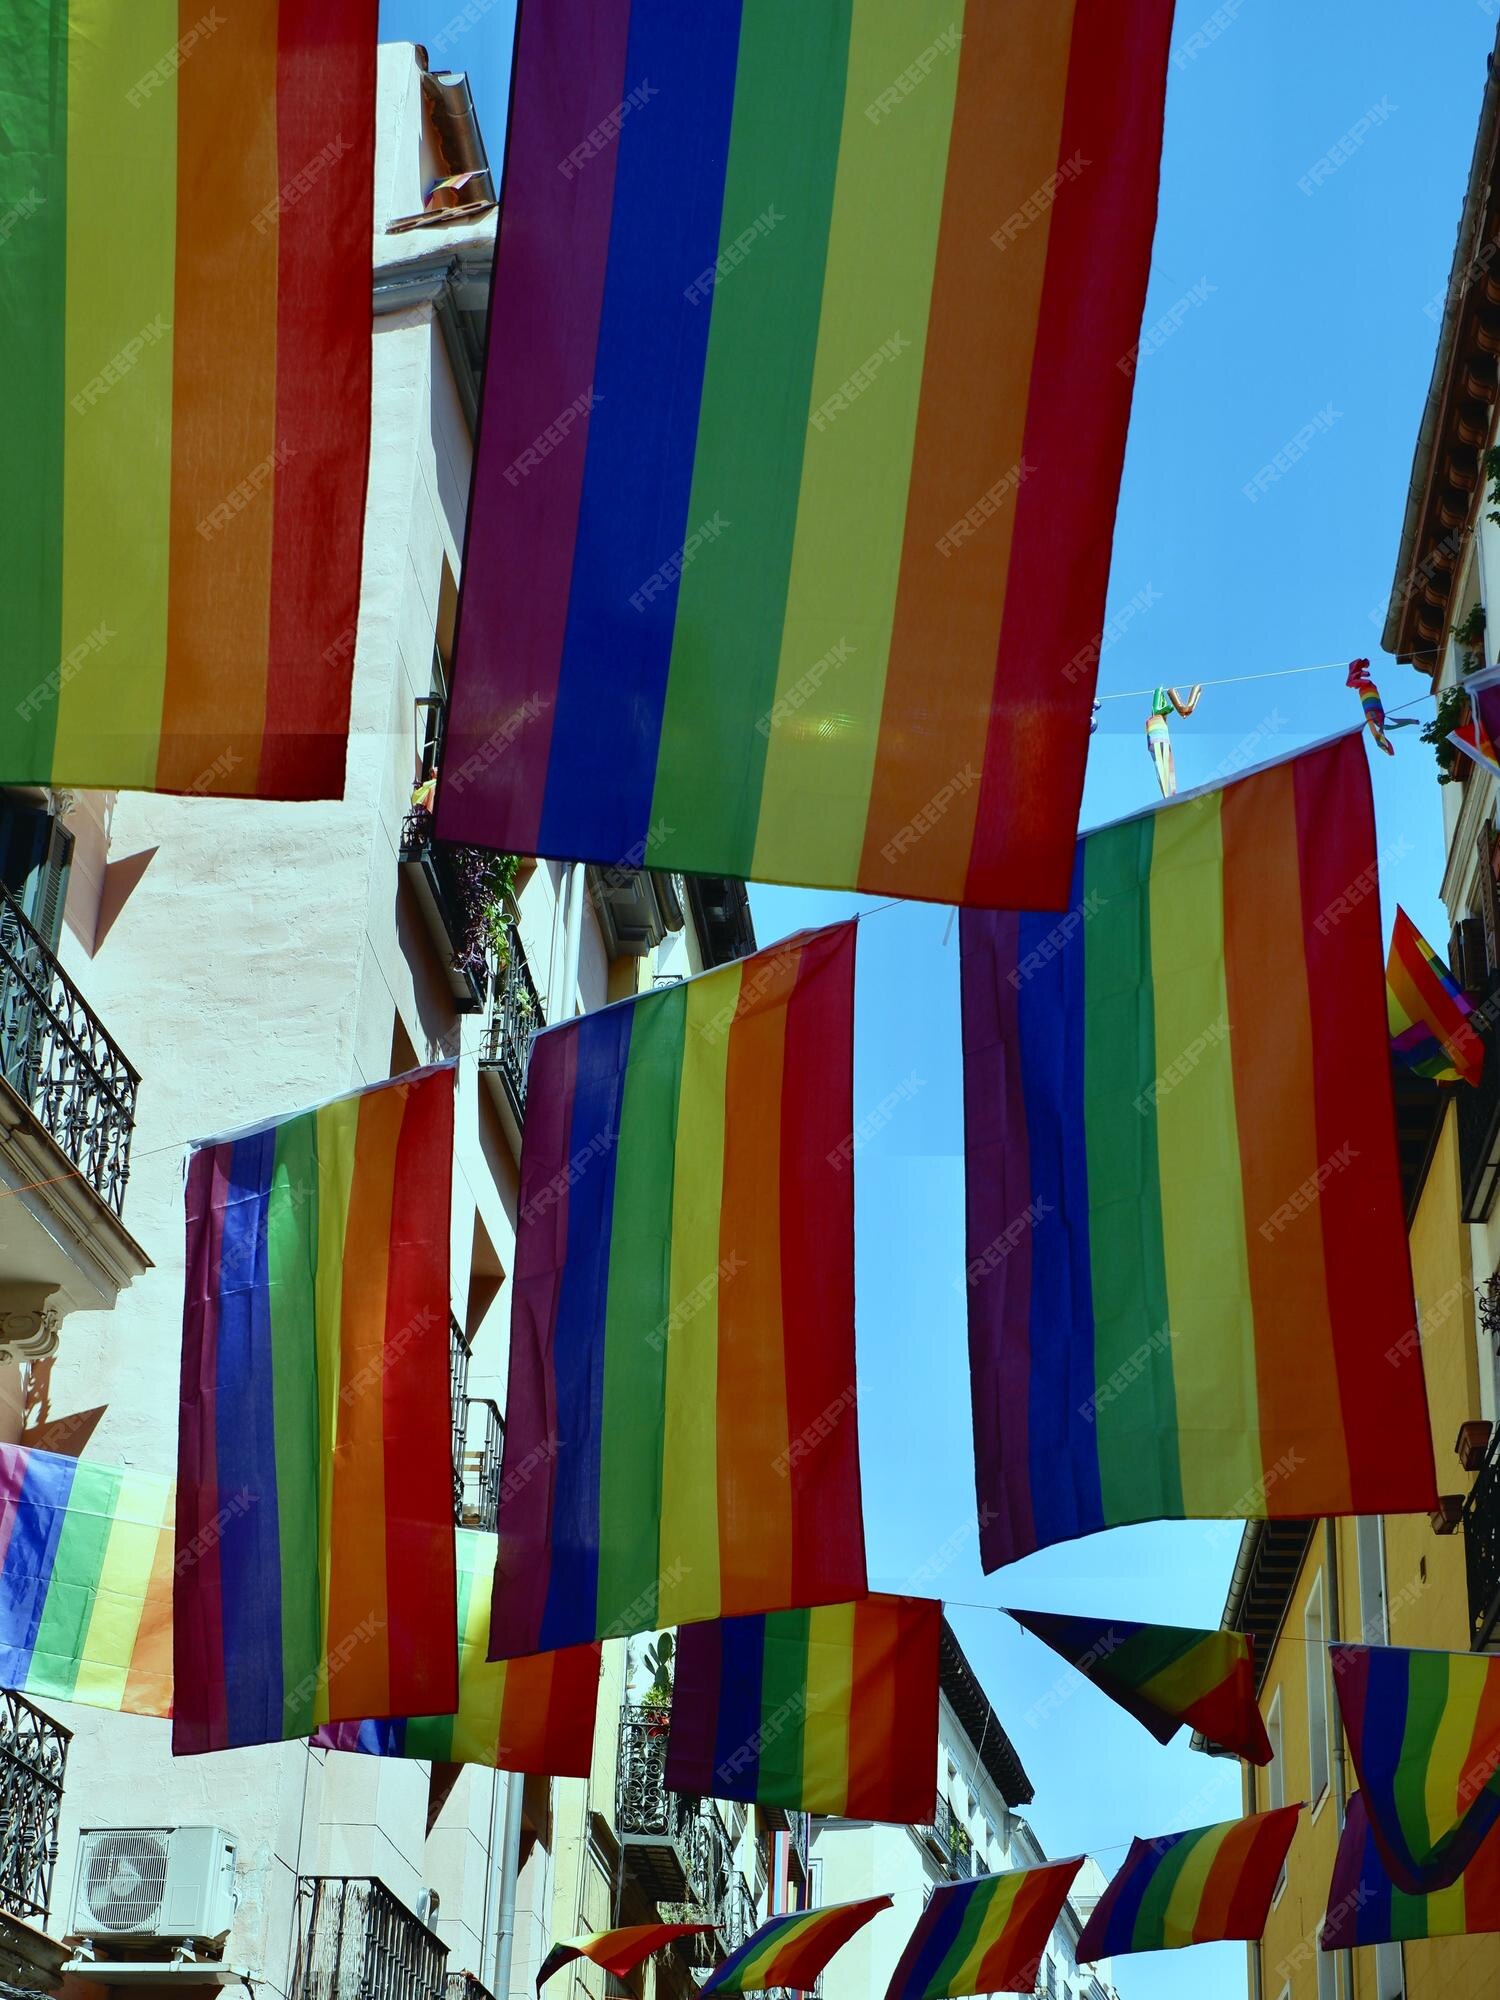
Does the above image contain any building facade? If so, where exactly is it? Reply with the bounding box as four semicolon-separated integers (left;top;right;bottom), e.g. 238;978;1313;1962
814;1623;1119;2000
1220;26;1500;1998
0;46;758;2000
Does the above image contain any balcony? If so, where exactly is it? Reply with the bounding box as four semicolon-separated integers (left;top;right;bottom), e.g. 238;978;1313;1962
617;1707;732;1924
478;910;543;1143
721;1873;756;1956
1458;974;1500;1221
445;1974;495;2000
449;1316;471;1525
1463;1422;1500;1649
0;1690;68;1925
0;883;137;1218
459;1398;504;1534
399;806;495;1015
291;1877;447;2000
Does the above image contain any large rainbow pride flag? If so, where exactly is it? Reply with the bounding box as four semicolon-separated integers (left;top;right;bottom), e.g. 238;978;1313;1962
1006;1609;1272;1764
0;0;374;798
490;926;864;1657
0;1444;172;1716
1331;1643;1500;1893
665;1595;940;1823
700;1898;891;1997
313;1532;600;1774
176;1068;458;1752
1323;1791;1500;1949
960;733;1438;1568
1387;907;1483;1086
883;1863;1083;1998
1075;1808;1302;1961
437;0;1177;908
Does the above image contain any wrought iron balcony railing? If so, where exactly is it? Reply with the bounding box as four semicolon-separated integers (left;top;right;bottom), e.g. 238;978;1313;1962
0;1689;69;1923
721;1872;757;1954
618;1706;733;1921
788;1811;810;1879
460;1398;504;1534
449;1316;471;1528
479;913;543;1123
1463;1422;1500;1649
292;1876;447;2000
0;883;138;1216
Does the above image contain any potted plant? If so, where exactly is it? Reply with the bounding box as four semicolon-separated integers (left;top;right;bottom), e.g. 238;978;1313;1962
1423;683;1473;783
641;1632;674;1737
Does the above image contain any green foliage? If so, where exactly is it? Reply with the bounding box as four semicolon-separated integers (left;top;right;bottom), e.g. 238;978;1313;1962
1423;682;1472;783
643;1631;675;1707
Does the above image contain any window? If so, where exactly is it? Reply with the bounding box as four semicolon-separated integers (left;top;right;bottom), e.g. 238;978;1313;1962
1356;1516;1389;1644
1266;1690;1287;1899
1374;1941;1404;1998
1306;1573;1331;1811
0;801;73;953
1315;1925;1336;2000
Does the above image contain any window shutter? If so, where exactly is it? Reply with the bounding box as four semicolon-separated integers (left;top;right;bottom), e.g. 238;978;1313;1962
1477;821;1500;979
28;816;73;955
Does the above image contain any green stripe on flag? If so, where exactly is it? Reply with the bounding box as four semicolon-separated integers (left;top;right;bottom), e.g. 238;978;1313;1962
649;0;854;874
1083;815;1182;1523
757;1609;812;1808
596;985;687;1635
270;1109;323;1735
0;0;68;777
28;1462;122;1700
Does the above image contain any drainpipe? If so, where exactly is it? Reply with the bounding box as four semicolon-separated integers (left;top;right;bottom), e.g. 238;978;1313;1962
490;1770;526;1998
1324;1519;1353;2000
558;863;586;1020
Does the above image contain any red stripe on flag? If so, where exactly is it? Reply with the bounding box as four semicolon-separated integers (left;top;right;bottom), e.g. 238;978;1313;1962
259;0;374;798
1292;736;1438;1515
964;0;1177;908
778;926;864;1610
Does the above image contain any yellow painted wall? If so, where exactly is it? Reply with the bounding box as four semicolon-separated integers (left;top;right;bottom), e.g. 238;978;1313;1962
1244;1106;1500;1998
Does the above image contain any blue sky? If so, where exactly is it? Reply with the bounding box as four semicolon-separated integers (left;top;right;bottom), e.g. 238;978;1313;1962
382;3;1498;1992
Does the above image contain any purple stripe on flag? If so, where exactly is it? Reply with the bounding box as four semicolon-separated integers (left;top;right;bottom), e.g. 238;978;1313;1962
960;907;1037;1568
174;1144;233;1754
437;0;634;853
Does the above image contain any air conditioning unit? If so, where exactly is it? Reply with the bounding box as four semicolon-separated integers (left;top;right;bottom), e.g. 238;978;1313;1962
72;1828;237;1942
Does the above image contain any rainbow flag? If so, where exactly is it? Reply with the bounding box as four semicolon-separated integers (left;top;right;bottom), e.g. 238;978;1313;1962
960;733;1439;1569
1075;1807;1302;1960
700;1897;891;1997
1006;1609;1272;1764
0;1444;172;1716
883;1862;1082;1999
537;1926;716;1992
666;1595;939;1823
0;0;373;799
437;0;1177;909
1323;1791;1500;1949
175;1067;458;1753
1330;1643;1500;1893
313;1532;601;1774
491;926;864;1658
1388;907;1483;1086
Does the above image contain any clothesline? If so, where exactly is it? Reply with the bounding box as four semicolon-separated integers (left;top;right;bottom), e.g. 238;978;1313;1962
1097;657;1443;711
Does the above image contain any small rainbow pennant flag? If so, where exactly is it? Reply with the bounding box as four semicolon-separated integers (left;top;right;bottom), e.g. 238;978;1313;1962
1331;1643;1500;1893
439;0;1178;908
1075;1807;1301;1960
491;925;864;1657
961;733;1438;1568
1323;1792;1500;1950
537;1926;716;1992
176;1067;458;1753
700;1898;892;1997
1387;907;1483;1086
0;1443;173;1717
666;1595;939;1823
312;1532;601;1774
883;1862;1083;1998
1;0;375;798
1005;1609;1272;1763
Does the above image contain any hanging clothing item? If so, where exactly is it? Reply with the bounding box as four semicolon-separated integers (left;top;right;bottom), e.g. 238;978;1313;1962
1163;683;1202;717
1347;659;1395;755
1146;690;1176;799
